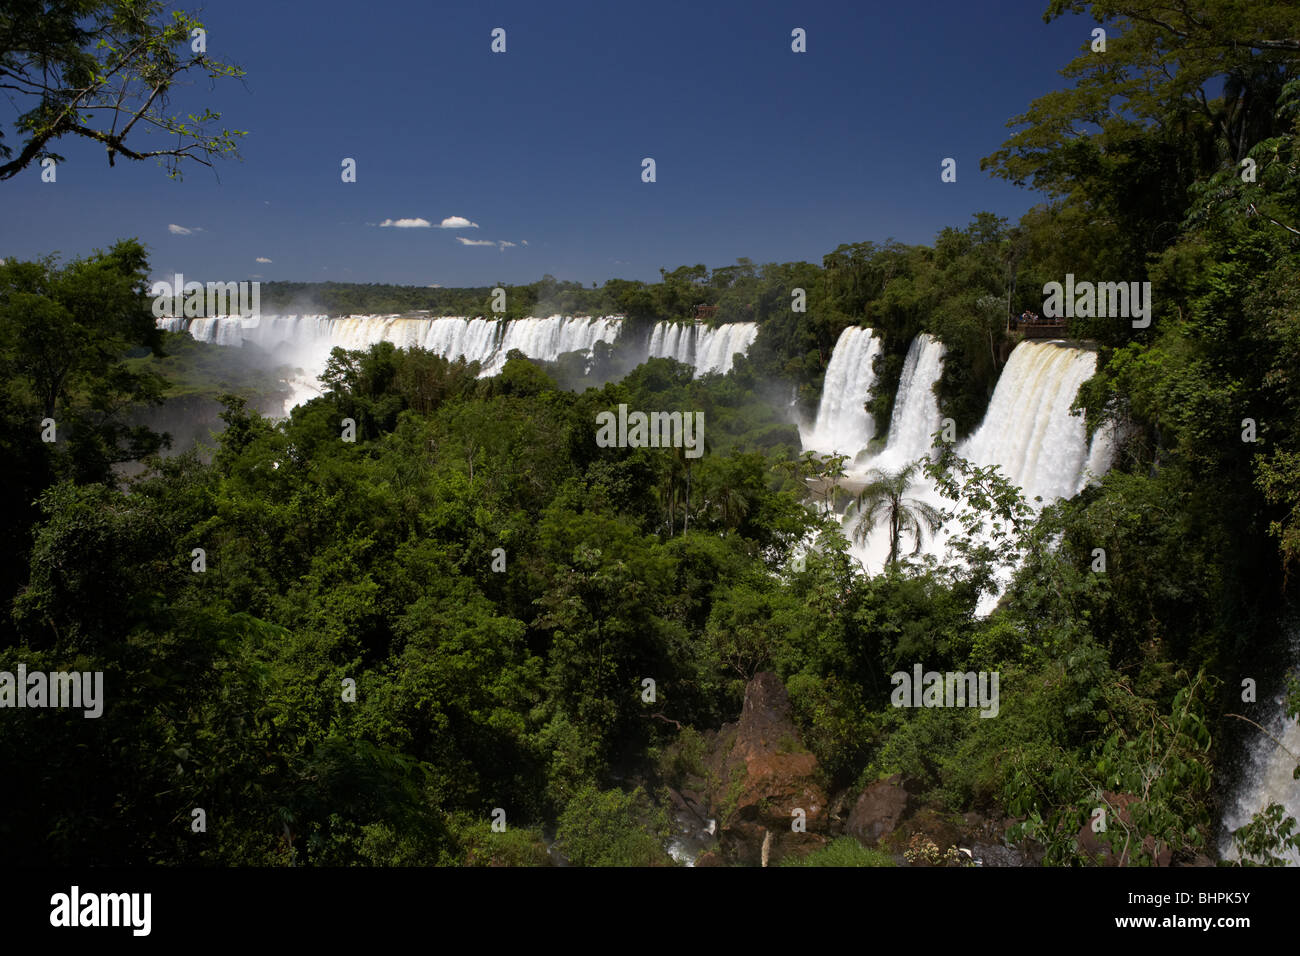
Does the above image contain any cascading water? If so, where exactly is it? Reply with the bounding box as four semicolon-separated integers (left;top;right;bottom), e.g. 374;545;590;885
647;322;696;366
645;321;759;376
830;333;948;573
161;313;625;411
958;341;1103;504
802;326;882;458
1219;627;1300;865
188;317;249;347
1078;420;1119;494
419;317;501;364
172;314;758;408
835;338;1114;603
872;333;946;471
693;323;758;376
485;315;623;376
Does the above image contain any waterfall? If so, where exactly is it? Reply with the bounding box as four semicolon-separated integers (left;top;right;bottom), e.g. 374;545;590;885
171;313;623;370
419;317;502;365
954;340;1113;612
486;315;623;376
1220;628;1300;865
647;322;696;366
169;313;762;398
834;334;947;573
1078;420;1120;494
161;314;625;410
957;341;1103;504
693;323;758;376
645;321;759;376
837;338;1114;608
873;333;947;471
187;317;249;347
802;326;882;458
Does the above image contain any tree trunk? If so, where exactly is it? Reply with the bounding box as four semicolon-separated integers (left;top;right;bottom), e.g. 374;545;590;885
684;461;691;534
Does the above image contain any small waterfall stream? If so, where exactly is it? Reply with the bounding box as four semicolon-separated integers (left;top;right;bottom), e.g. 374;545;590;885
1219;626;1300;865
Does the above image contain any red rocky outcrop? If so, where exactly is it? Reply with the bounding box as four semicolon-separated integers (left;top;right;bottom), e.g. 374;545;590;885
704;672;829;865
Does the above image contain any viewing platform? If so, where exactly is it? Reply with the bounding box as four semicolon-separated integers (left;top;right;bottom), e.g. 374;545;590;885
1012;316;1069;339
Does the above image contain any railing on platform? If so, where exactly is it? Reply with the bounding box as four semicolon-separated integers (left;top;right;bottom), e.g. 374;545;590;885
1014;317;1069;339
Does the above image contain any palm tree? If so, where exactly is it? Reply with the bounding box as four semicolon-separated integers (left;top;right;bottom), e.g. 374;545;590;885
659;448;686;536
846;461;944;566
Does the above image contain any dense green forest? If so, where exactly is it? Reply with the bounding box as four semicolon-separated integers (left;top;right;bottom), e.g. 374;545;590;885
2;0;1300;866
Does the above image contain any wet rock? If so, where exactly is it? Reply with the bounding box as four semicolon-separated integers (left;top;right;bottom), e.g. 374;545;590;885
847;774;911;847
968;843;1027;867
667;787;712;829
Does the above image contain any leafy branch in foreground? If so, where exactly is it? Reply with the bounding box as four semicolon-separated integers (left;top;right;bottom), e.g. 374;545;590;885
0;0;246;180
1231;803;1300;866
921;440;1034;597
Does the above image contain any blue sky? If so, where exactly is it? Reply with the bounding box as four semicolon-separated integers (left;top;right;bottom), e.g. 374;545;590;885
2;0;1090;287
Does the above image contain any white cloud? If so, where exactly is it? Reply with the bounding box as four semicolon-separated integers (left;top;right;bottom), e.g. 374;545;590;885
437;216;479;229
378;217;432;228
255;256;272;263
458;237;519;250
168;224;193;236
